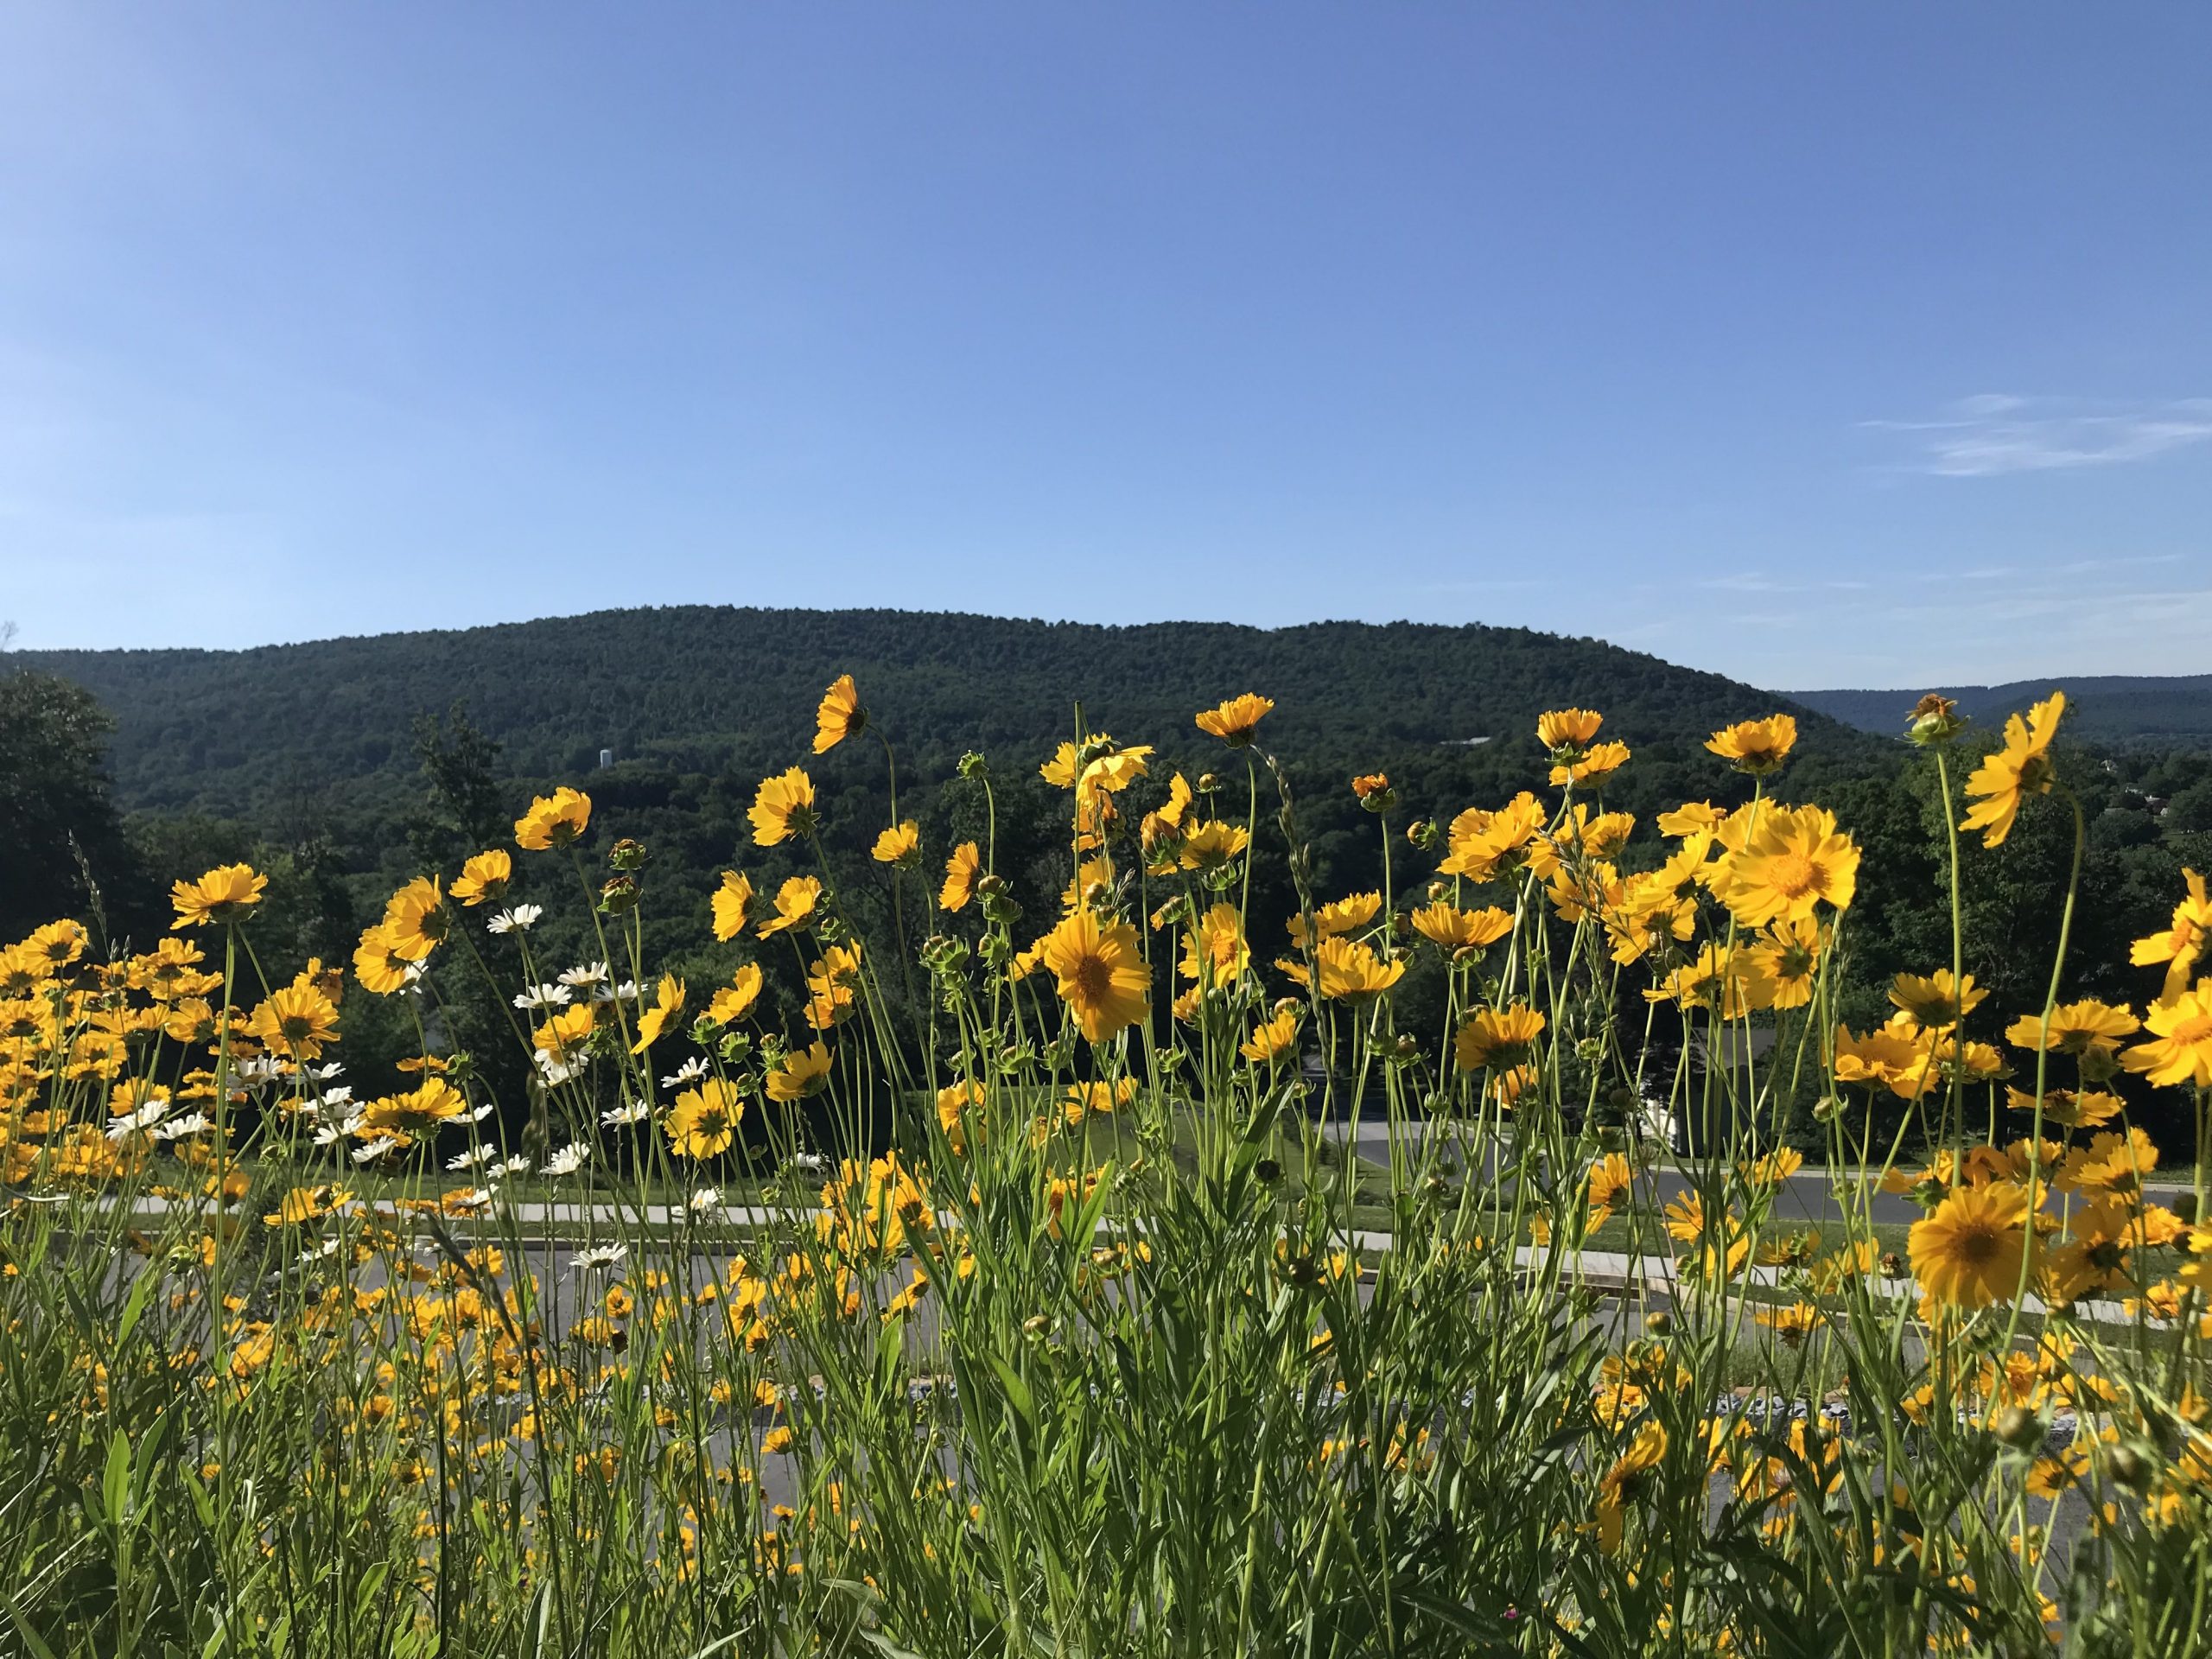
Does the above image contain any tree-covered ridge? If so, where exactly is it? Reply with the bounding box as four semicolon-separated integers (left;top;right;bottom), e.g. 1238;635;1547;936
1794;674;2212;745
19;606;1871;816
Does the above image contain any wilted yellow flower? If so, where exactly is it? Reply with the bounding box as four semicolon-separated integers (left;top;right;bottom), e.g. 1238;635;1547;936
1961;692;2065;848
170;864;267;930
1705;715;1797;776
748;768;817;847
514;787;592;852
1194;694;1274;746
812;675;865;754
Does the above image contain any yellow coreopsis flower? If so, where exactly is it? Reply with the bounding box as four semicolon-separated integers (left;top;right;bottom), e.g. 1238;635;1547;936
1454;1004;1544;1071
1889;969;1986;1031
1705;715;1797;776
631;975;687;1053
381;877;448;963
246;982;340;1060
935;1080;983;1154
2130;868;2209;1004
711;872;755;942
1195;693;1274;747
1439;793;1546;882
1313;936;1404;1001
170;864;267;930
2120;982;2212;1089
940;842;982;912
1176;820;1249;873
872;822;920;867
748;768;817;847
2005;999;2139;1055
666;1077;742;1159
766;1042;834;1103
1708;804;1859;927
514;787;592;852
1594;1420;1668;1554
1910;1182;2035;1309
1179;903;1249;988
757;876;823;939
352;924;413;996
812;675;866;754
533;1003;595;1065
449;849;512;908
1239;1008;1300;1064
1535;709;1604;752
1287;892;1382;949
705;963;764;1027
1039;911;1151;1043
1961;692;2066;848
1549;741;1630;790
1409;902;1513;952
358;1077;469;1143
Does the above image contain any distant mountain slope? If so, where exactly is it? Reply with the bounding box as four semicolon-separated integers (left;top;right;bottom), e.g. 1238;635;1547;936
1792;676;2212;745
17;607;1868;814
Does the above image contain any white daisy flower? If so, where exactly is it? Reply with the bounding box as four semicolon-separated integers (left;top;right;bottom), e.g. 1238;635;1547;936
309;1061;345;1080
543;1141;591;1177
352;1136;401;1165
105;1099;169;1141
152;1112;212;1140
601;1100;651;1126
571;1243;627;1274
558;961;610;989
490;1155;533;1179
689;1187;721;1213
447;1145;498;1172
513;982;573;1011
784;1150;826;1174
662;1057;709;1087
486;904;543;936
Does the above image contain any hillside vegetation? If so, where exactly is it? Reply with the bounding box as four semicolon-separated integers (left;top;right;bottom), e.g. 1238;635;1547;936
22;607;1866;817
1795;674;2212;745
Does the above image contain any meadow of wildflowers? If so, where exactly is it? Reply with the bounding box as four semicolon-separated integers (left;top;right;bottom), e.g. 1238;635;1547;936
2;677;2208;1656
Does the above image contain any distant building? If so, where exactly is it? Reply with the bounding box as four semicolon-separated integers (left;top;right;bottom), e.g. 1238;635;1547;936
598;748;614;769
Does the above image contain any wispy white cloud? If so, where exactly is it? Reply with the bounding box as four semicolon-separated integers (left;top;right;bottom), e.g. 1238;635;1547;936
1866;396;2212;477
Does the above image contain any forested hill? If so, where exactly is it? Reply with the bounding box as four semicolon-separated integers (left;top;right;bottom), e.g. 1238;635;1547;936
18;607;1871;815
1792;675;2212;745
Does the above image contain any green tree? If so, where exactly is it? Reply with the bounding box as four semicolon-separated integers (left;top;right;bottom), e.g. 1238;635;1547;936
0;670;151;944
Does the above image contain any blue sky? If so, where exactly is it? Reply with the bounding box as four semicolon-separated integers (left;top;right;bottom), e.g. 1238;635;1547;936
3;5;2208;688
